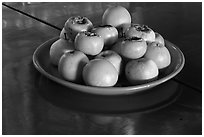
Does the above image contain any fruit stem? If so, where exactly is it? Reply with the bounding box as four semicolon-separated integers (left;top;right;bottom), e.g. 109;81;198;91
84;31;98;37
125;37;143;41
73;16;87;24
98;25;113;28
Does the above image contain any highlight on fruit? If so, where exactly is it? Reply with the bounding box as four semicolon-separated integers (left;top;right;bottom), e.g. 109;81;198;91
49;5;171;87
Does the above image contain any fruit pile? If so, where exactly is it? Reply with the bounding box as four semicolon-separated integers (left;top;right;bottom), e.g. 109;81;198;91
49;6;171;87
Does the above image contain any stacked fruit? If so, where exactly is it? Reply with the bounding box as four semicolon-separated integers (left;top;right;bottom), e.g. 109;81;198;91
49;6;171;87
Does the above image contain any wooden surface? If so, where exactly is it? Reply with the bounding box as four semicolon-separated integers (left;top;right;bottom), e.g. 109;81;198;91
2;2;202;135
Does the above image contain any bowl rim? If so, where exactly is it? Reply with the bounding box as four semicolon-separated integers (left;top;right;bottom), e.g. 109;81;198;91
33;37;185;95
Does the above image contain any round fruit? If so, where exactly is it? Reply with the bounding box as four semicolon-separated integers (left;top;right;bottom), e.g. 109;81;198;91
124;24;142;38
59;28;69;40
155;32;165;46
75;31;104;56
92;25;118;47
102;6;131;29
95;50;122;75
64;16;93;40
83;59;118;87
111;38;125;55
125;58;159;84
120;37;147;59
58;50;89;83
144;42;171;69
49;38;74;66
125;24;155;43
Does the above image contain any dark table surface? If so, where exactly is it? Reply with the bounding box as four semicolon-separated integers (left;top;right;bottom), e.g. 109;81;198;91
2;2;202;135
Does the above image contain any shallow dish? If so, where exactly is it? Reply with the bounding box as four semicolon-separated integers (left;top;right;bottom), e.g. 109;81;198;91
33;37;185;96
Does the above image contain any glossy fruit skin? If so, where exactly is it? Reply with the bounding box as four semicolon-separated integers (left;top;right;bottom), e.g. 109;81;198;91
111;38;125;55
75;31;104;56
83;59;118;87
125;24;155;43
58;50;89;83
60;28;69;40
120;37;147;59
92;25;118;47
125;58;159;84
95;50;122;75
49;39;74;66
64;16;93;40
125;24;142;38
102;6;131;29
155;32;165;46
144;42;171;69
